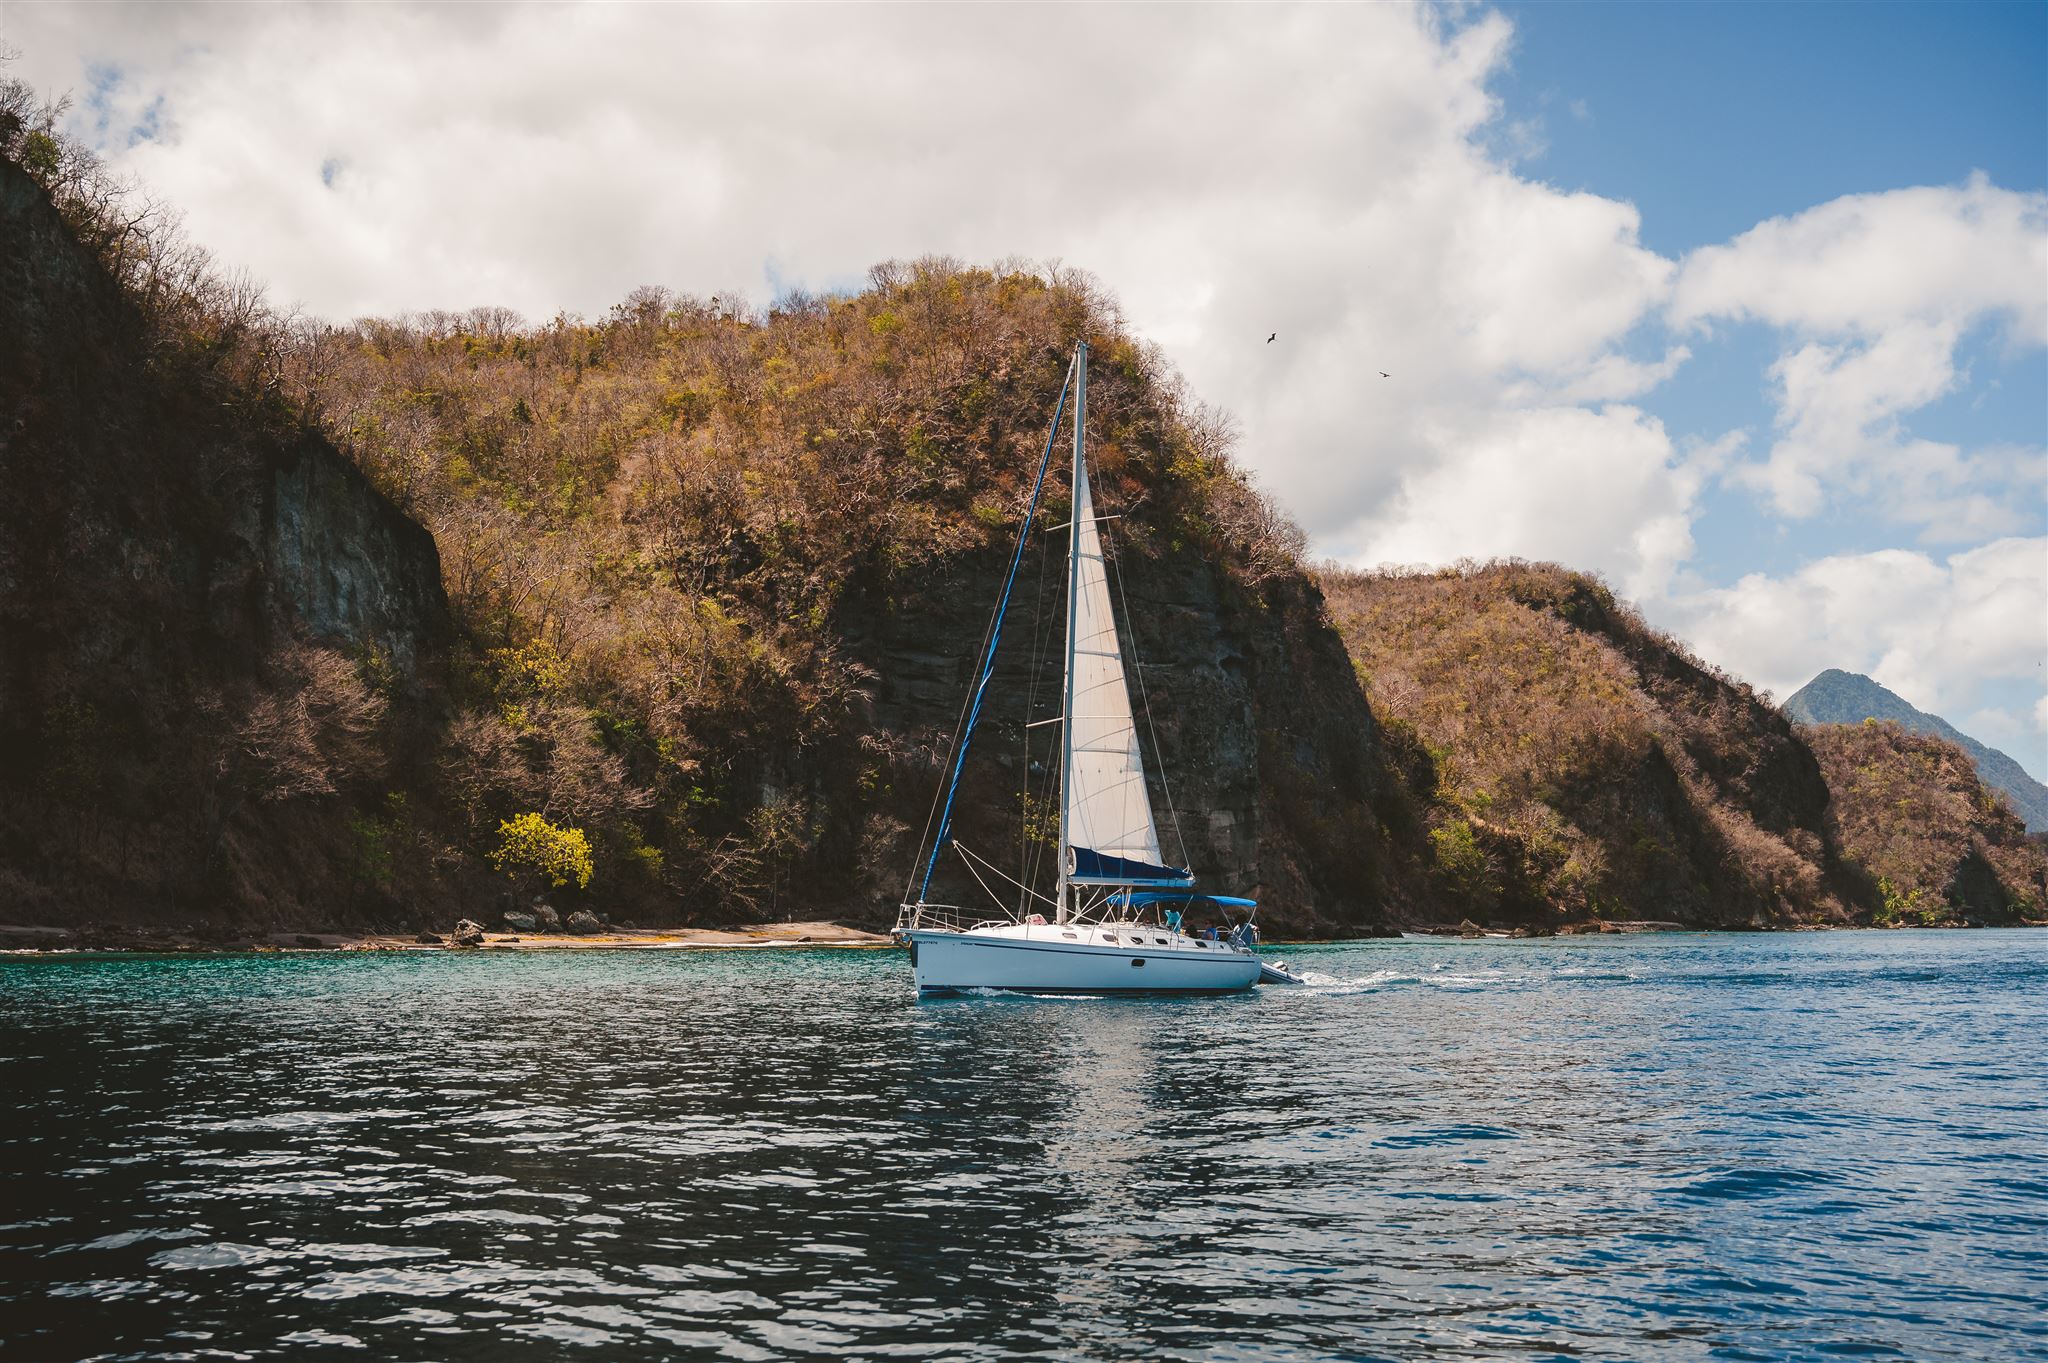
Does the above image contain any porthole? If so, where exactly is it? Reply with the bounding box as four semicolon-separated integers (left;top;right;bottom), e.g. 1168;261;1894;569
1102;934;1119;943
1131;958;1146;968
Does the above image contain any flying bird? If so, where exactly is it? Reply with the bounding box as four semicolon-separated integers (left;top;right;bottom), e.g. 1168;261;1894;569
1267;332;1276;343
1379;371;1390;378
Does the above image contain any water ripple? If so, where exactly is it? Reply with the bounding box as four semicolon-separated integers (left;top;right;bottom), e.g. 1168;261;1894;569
2;930;2045;1359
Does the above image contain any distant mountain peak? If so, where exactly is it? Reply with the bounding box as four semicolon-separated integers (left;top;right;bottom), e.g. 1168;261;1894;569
1784;670;2048;833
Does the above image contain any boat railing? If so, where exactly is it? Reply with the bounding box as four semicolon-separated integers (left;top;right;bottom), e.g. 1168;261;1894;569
895;902;1015;934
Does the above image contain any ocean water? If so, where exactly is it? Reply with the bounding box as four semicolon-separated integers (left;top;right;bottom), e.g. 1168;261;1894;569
1;932;2044;1362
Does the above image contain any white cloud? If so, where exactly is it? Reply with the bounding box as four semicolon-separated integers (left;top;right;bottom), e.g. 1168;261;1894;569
1661;537;2048;774
1346;403;1697;600
4;2;2041;769
4;1;1693;577
1673;179;2048;536
1671;175;2048;342
1961;707;2044;780
1729;318;2038;538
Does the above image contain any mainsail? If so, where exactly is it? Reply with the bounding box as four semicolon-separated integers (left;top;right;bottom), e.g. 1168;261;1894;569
1061;351;1188;887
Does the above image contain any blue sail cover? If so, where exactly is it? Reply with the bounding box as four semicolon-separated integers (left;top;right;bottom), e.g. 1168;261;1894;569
1067;845;1194;886
1110;891;1258;908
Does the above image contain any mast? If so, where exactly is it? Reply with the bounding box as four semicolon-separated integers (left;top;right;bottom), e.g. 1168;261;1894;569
907;353;1075;913
1056;340;1086;924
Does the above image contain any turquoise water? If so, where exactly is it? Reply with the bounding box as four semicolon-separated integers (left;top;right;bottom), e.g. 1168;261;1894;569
2;931;2044;1361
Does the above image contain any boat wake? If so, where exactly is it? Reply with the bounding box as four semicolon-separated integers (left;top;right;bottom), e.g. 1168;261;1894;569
1292;968;1420;995
1281;967;1534;995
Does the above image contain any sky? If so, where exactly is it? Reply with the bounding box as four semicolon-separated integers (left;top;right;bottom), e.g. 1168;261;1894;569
4;1;2044;777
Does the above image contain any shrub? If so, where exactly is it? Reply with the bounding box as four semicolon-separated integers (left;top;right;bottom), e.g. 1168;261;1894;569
492;811;594;889
1430;819;1486;883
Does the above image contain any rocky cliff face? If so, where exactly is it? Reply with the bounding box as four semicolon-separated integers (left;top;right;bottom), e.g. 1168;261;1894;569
0;156;447;923
266;438;447;673
1;156;1411;936
840;537;1400;935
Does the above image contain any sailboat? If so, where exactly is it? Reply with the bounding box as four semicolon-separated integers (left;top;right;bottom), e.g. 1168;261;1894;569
895;342;1298;995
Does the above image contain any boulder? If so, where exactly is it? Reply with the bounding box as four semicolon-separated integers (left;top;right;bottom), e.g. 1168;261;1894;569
529;900;561;931
564;910;603;935
414;931;443;945
451;919;486;947
503;910;538;933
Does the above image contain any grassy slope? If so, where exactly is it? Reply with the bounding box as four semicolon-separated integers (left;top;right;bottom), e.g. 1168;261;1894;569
270;265;1418;932
1786;669;2048;833
1802;721;2046;926
1320;562;1862;927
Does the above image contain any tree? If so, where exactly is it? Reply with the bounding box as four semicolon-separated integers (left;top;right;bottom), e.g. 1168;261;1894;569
491;811;594;890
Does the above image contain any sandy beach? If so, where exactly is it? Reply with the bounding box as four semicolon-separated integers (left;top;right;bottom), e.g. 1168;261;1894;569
0;921;894;954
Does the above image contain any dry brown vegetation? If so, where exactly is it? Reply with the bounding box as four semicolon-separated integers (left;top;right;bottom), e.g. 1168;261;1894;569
1802;721;2045;926
1319;561;1858;927
6;64;2038;935
4;75;1320;930
260;266;1310;923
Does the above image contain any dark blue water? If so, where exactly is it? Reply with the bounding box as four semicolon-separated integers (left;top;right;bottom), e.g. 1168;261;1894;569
2;931;2044;1361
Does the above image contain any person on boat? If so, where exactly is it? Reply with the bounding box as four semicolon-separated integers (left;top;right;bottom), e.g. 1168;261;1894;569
1165;907;1183;934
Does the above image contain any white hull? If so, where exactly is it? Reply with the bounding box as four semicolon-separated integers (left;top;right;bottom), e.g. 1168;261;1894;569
903;922;1261;995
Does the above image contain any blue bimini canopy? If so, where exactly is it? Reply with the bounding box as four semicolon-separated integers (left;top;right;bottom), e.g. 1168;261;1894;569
1110;891;1258;908
1067;846;1195;886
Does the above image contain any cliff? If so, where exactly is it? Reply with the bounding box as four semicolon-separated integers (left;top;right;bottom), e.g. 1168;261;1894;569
0;133;1425;935
1785;669;2048;833
0;154;449;925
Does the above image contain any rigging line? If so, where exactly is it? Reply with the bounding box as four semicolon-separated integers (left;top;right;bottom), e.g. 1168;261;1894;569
957;841;1060;910
1105;517;1190;872
1018;497;1056;915
914;352;1078;906
901;521;1022;911
953;842;1011;916
900;608;1001;908
902;350;1076;909
1026;524;1066;908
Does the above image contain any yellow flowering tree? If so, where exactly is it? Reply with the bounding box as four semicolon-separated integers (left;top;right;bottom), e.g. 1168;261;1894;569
491;812;594;890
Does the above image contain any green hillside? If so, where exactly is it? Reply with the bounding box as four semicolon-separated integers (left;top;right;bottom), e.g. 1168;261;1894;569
1785;669;2048;832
